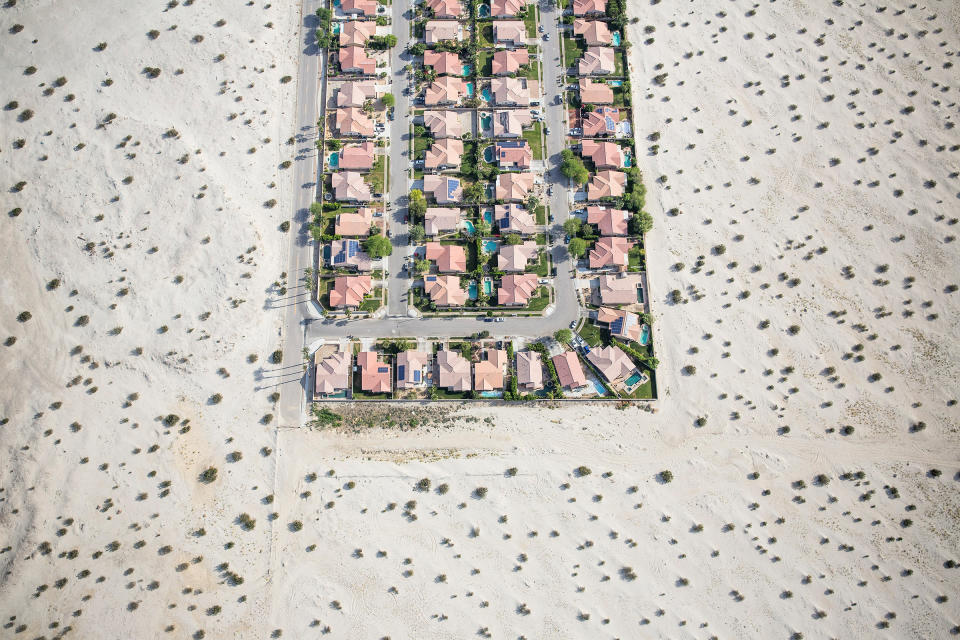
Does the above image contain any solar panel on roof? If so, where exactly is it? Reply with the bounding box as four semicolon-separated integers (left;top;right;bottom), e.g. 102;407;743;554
610;317;624;334
604;116;615;130
426;275;436;282
398;365;406;380
378;367;389;373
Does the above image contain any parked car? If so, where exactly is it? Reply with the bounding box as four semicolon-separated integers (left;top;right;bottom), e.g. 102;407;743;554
569;321;577;329
495;318;504;322
544;127;551;134
543;33;550;40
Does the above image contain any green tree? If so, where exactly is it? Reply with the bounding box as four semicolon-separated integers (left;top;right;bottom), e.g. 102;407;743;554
563;217;581;236
408;42;427;56
630;210;653;235
409;223;426;244
474;217;491;237
408;189;427;217
504;233;522;245
559;149;589;185
554;328;573;345
413;259;430;275
364;234;393;258
381;92;395;108
568;237;588;258
463;182;485;203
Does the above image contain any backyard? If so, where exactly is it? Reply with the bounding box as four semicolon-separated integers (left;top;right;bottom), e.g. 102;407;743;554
563;36;583;69
522;121;544;160
364;155;389;195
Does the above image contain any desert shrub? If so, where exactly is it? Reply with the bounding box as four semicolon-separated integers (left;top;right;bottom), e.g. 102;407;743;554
416;478;431;492
575;465;592;477
659;470;673;483
199;467;218;483
290;521;303;532
270;350;283;364
16;311;32;322
474;486;488;499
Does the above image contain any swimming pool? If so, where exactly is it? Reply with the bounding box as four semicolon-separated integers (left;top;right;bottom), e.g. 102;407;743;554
479;390;501;398
607;80;624;87
328;152;339;169
465;82;475;96
482;278;493;294
462;64;473;77
485;184;495;199
468;281;478;299
592;380;607;395
483;145;495;163
483;240;498;253
611;31;621;46
639;323;650;346
480;113;492;130
477;3;490;17
482;209;493;223
332;22;341;34
623;150;632;168
463;220;476;233
624;372;643;387
481;87;492;101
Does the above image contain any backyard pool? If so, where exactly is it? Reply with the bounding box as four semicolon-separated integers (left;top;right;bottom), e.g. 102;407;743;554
462;64;473;77
607;80;624;87
611;31;621;46
483;278;493;294
485;184;495;199
468;281;478;299
332;22;341;34
483;145;495;163
624;371;644;387
463;220;476;233
328;152;339;169
481;87;493;101
465;82;476;96
477;3;491;17
480;113;492;130
623;150;633;168
482;209;493;223
639;323;650;346
483;240;498;253
479;390;502;398
592;380;607;395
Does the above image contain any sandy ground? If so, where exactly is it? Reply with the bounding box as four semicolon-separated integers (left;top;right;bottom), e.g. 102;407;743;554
1;0;959;639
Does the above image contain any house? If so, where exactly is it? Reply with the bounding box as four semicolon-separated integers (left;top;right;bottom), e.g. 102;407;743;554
587;205;629;235
424;138;464;171
396;350;429;389
578;46;616;76
579;78;614;104
498;273;538;305
426;0;465;19
328;275;373;308
495;203;537;234
336;107;374;137
589;236;633;270
581;106;620;136
552;351;587;389
314;351;351;396
573;19;613;46
474;349;507;390
339;141;377;171
335;206;377;236
494;21;526;47
340;20;377;47
492;109;532;137
424;110;464;137
425;20;461;45
495;172;534;200
436;349;472;391
423;50;462;76
339;46;377;75
587;170;627;200
425;241;467;272
581;140;623;169
341;0;378;17
491;49;529;75
423;175;463;203
572;0;607;17
491;0;525;18
595;273;643;305
332;171;373;202
586;345;636;383
491;77;538;106
423;274;468;306
495;141;533;170
424;76;465;105
497;241;538;271
357;351;392;393
425;207;462;235
337;81;378;108
328;238;373;271
516;350;543;391
596;306;643;342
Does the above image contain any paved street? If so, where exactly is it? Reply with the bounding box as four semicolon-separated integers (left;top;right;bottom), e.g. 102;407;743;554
278;0;322;426
385;0;414;316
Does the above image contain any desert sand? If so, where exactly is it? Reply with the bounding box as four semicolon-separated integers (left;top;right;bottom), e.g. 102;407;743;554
1;0;959;639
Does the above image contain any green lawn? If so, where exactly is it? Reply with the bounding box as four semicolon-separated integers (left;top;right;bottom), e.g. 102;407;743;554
364;156;388;195
534;205;546;225
527;286;550;311
523;6;537;38
535;232;546;245
577;321;608;348
522;121;543;160
414;134;431;160
532;251;549;277
615;49;627;76
563;37;583;68
477;50;494;76
628;245;644;271
612;85;629;108
359;287;384;313
478;23;495;48
317;277;332;309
